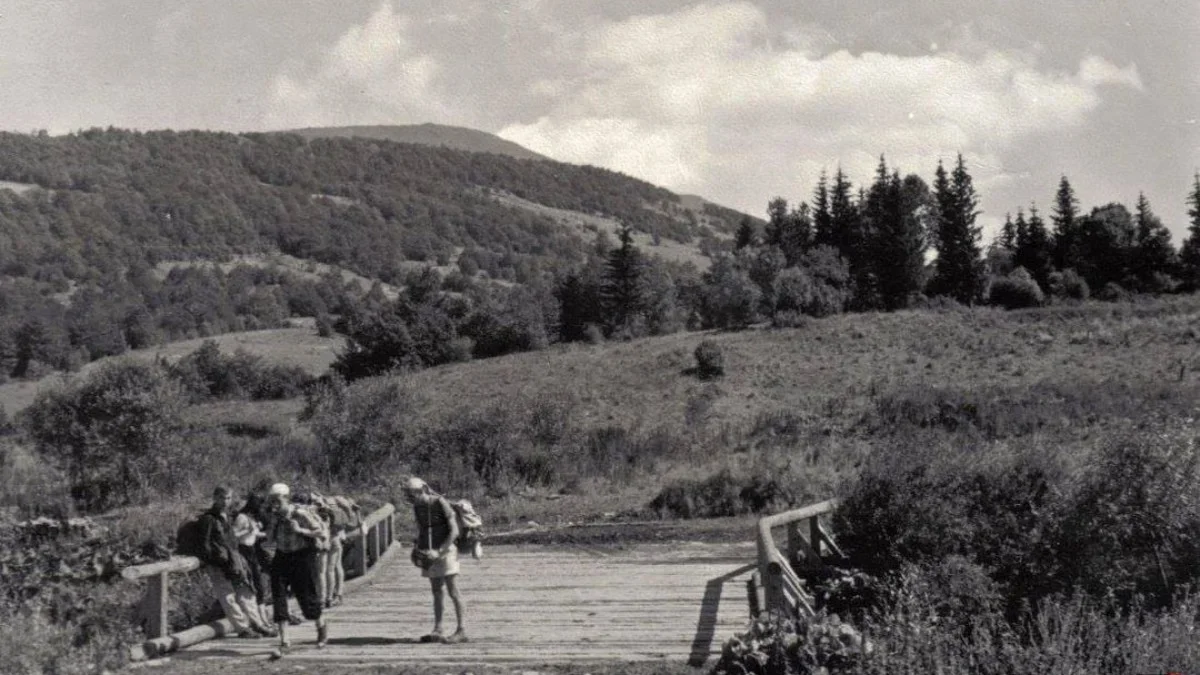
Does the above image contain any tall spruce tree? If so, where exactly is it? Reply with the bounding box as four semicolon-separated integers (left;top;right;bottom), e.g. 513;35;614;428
829;168;858;260
602;225;645;335
1016;204;1053;289
1180;173;1200;290
872;170;927;310
1052;176;1081;271
999;213;1017;252
929;155;984;304
812;171;834;248
1132;192;1176;291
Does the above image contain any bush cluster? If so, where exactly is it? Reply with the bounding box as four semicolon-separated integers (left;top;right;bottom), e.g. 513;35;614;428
166;340;313;401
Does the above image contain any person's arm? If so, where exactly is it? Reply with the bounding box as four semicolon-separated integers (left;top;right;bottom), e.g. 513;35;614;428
437;499;459;557
289;508;324;538
231;513;252;542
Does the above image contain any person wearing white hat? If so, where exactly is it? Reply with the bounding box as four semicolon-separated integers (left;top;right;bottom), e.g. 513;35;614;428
404;477;467;644
265;482;331;651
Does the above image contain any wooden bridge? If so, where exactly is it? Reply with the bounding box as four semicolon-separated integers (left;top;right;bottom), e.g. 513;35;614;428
122;500;840;667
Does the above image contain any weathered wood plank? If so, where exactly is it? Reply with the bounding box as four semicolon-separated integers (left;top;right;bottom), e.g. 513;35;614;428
181;542;755;665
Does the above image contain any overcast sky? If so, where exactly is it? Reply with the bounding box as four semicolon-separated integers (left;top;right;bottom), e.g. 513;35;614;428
2;0;1196;237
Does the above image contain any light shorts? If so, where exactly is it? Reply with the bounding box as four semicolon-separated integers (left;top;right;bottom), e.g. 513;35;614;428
421;547;460;579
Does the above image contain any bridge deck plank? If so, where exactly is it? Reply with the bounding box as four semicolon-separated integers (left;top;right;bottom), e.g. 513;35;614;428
176;542;756;665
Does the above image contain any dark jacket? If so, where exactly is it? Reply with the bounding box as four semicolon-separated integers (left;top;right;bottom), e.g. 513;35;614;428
198;506;245;580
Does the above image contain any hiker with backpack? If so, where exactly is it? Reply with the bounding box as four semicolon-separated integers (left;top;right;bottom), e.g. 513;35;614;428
265;483;331;650
404;476;469;644
313;493;360;608
195;486;276;638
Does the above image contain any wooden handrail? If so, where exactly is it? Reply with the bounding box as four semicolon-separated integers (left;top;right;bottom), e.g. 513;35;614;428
753;498;840;620
122;502;397;659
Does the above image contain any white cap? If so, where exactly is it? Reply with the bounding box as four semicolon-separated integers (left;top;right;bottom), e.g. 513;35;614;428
403;477;427;492
269;483;291;497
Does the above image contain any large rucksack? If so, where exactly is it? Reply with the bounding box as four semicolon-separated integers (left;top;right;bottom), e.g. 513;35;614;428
449;499;484;556
175;512;207;558
329;496;362;531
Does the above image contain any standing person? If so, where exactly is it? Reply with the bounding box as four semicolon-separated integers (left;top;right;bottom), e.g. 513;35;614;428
232;493;276;635
404;477;467;644
266;483;330;650
198;486;273;638
312;494;349;608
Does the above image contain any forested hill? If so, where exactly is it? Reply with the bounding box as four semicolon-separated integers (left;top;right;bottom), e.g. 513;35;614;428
0;128;746;286
0;127;752;380
287;123;551;161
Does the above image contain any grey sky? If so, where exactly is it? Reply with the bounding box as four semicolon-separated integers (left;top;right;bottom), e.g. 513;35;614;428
1;0;1196;237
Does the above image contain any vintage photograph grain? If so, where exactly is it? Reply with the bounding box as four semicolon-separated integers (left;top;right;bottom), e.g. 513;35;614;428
0;1;1197;674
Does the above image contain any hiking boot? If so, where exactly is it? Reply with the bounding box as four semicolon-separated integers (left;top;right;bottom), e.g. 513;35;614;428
288;612;304;626
316;623;329;649
256;625;279;638
444;630;469;644
418;632;444;643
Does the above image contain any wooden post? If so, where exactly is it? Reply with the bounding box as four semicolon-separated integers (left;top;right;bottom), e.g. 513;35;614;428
144;572;169;639
809;515;822;563
766;562;786;616
786;521;802;569
356;525;368;576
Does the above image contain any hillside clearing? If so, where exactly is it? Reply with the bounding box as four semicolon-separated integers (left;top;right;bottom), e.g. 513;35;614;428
0;324;344;415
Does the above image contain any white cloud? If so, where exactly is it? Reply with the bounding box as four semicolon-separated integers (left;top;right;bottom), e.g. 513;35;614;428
263;2;447;129
498;1;1143;214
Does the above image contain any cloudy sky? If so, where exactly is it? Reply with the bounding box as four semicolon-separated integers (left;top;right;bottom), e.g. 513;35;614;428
2;0;1196;237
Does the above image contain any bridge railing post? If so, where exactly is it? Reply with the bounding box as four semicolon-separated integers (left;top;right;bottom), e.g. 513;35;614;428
143;571;169;639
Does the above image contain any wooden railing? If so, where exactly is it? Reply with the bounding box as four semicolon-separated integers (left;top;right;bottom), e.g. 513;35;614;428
121;502;396;660
750;499;844;620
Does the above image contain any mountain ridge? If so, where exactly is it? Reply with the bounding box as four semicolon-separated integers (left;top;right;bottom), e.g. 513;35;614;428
285;123;551;162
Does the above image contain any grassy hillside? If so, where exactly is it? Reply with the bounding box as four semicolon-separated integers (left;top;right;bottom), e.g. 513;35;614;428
287;123;552;162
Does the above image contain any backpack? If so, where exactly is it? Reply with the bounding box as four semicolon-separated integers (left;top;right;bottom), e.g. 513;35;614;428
329;496;362;530
175;512;207;557
449;499;484;553
294;505;332;551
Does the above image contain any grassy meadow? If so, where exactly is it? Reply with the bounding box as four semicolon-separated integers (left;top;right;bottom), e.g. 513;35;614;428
4;295;1200;673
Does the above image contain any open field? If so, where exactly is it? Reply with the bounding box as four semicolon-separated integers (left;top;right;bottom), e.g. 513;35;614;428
0;324;345;415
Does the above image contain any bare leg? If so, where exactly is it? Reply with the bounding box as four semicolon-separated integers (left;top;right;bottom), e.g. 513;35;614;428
429;577;445;636
444;575;465;634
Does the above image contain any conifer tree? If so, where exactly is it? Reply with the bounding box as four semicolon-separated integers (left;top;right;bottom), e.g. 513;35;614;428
1180;173;1200;289
998;213;1017;252
1016;204;1053;289
829;168;858;260
602;225;644;335
1052;176;1081;271
1132;192;1176;291
872;169;927;310
928;155;984;304
812;171;834;248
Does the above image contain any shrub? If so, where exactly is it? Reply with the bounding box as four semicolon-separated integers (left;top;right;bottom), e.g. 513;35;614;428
302;376;419;483
988;267;1044;309
1048;268;1090;301
24;361;187;511
649;469;792;518
1098;281;1132;302
693;340;724;380
699;254;761;328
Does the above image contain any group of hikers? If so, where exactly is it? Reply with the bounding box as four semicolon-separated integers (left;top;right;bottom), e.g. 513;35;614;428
188;476;470;653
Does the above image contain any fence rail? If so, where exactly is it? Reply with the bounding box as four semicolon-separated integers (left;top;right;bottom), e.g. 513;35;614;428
750;498;843;620
121;502;397;660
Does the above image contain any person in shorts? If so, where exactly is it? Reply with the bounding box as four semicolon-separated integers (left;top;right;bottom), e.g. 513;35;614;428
404;477;467;644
